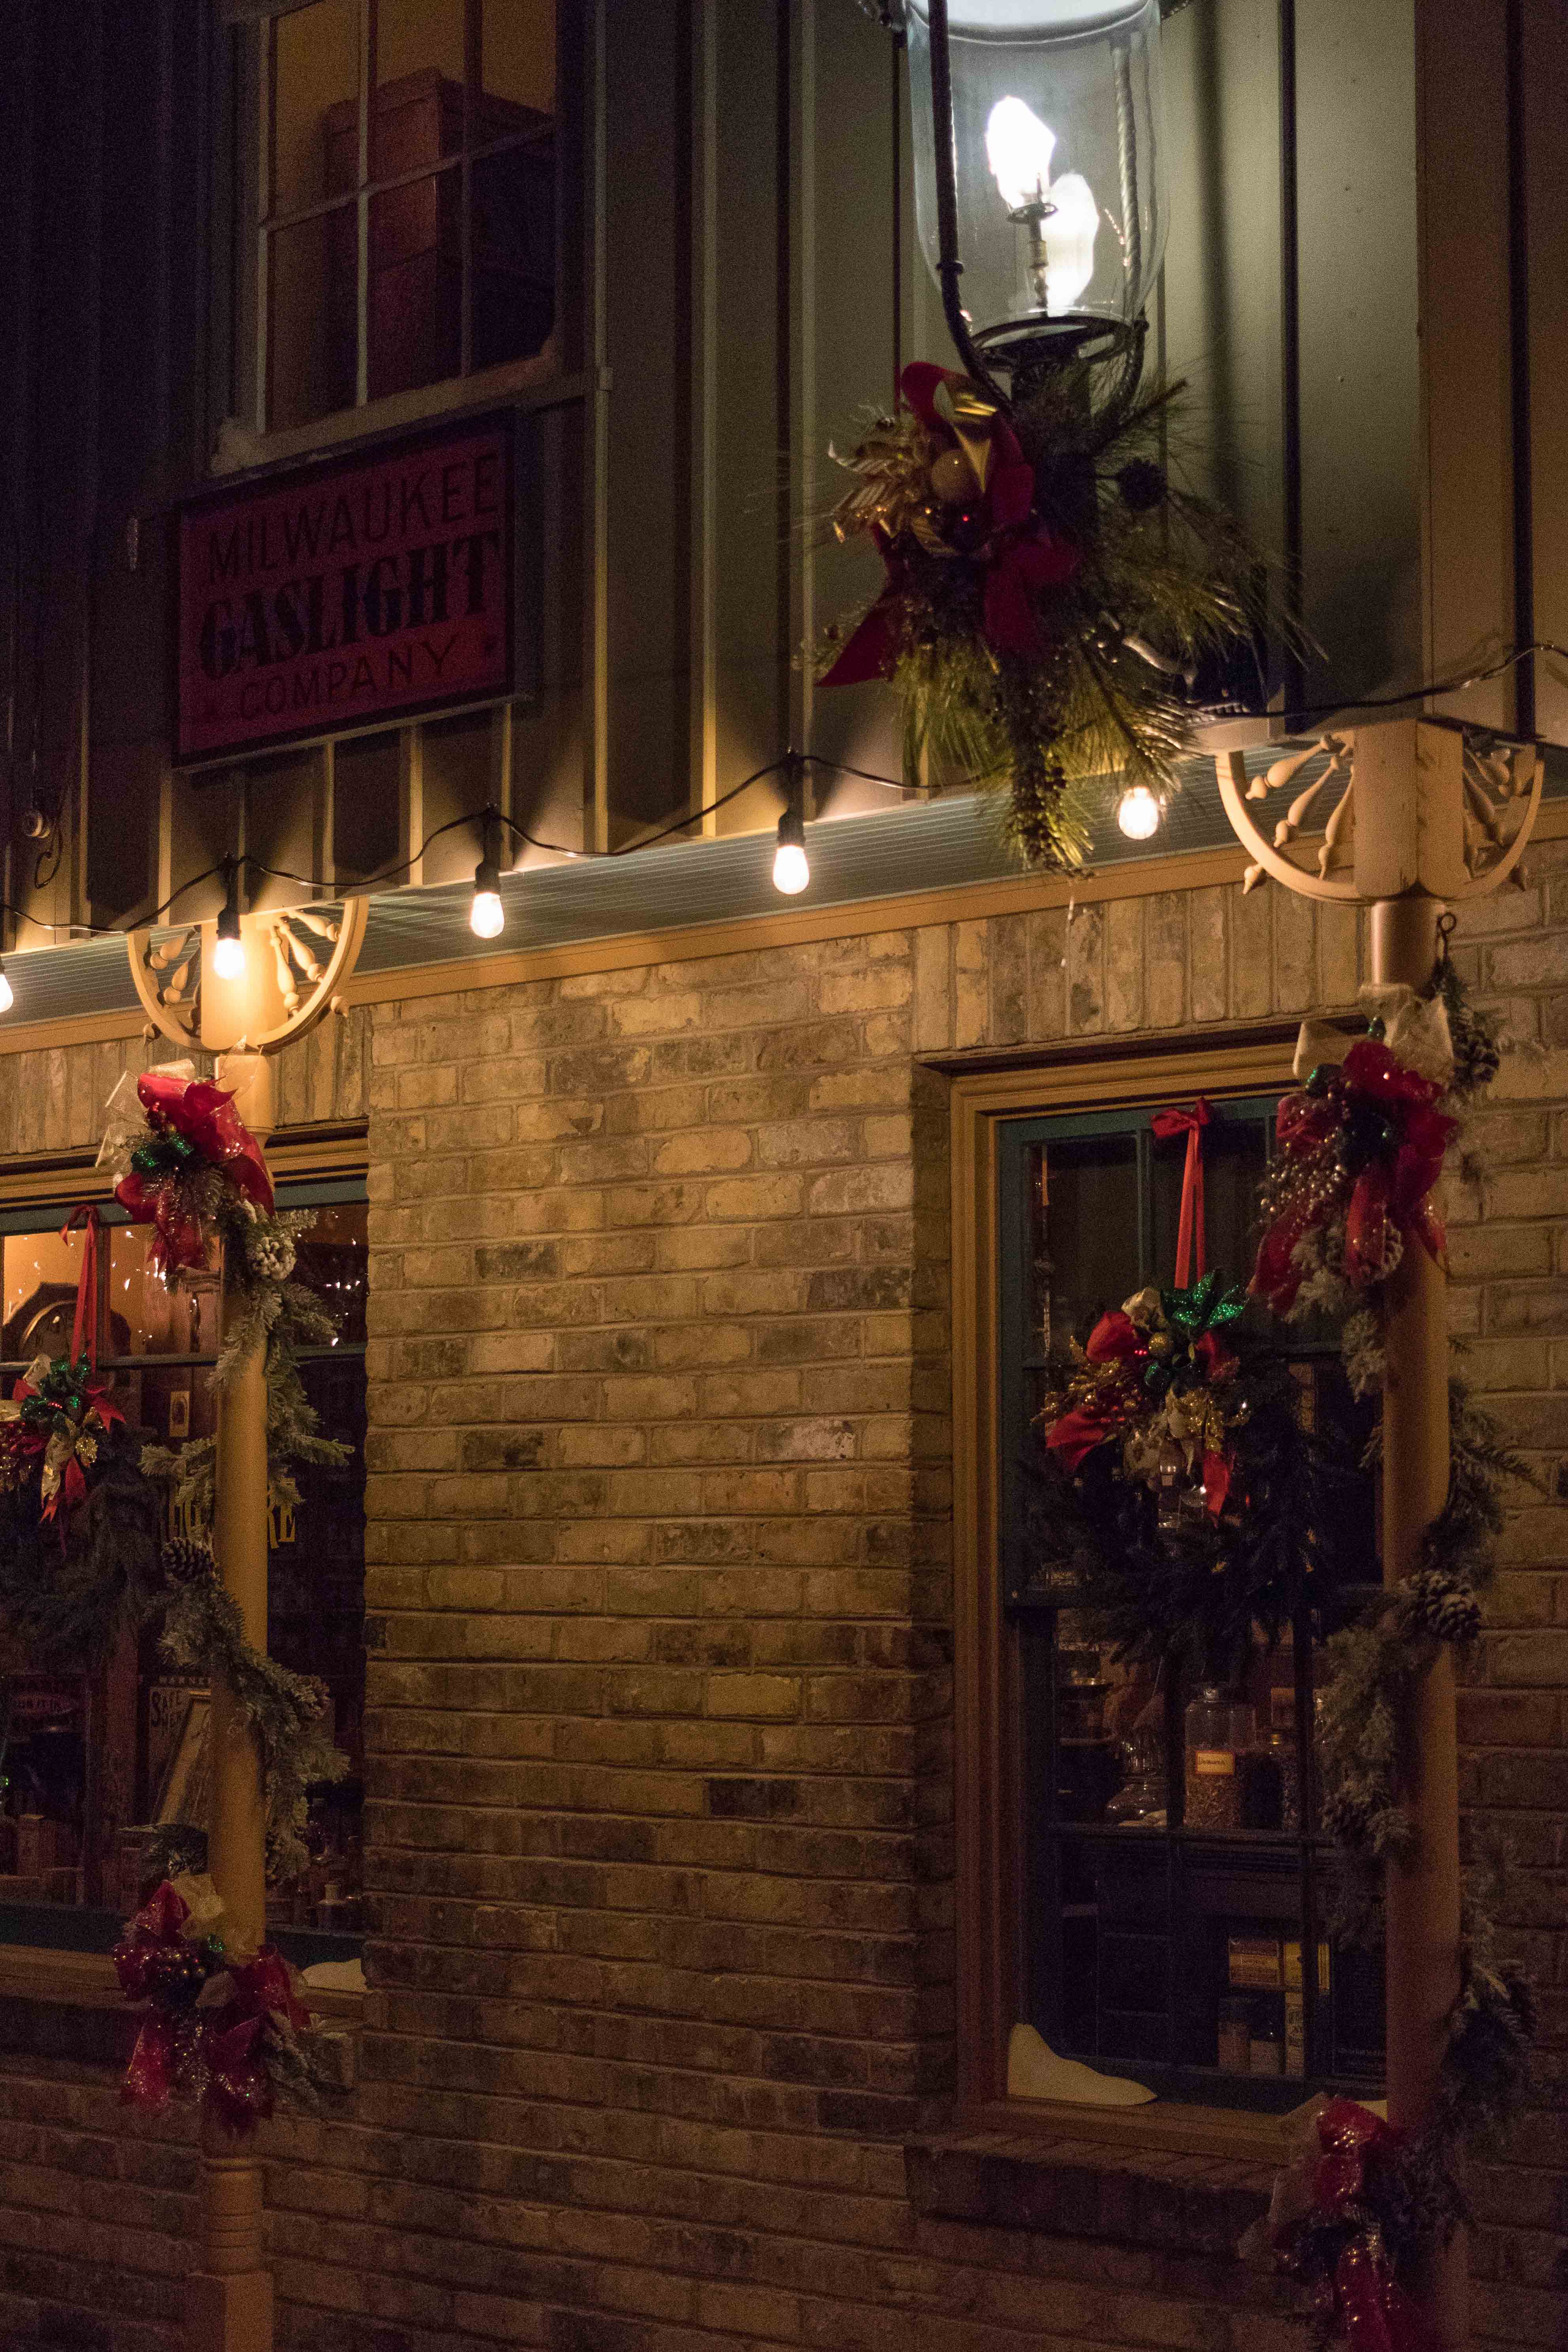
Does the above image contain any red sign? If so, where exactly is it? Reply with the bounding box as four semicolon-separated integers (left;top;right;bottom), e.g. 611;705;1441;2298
175;415;513;764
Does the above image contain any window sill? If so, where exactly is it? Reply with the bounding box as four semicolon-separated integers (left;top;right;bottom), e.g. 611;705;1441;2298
210;347;587;479
906;2098;1308;2258
0;1944;364;2075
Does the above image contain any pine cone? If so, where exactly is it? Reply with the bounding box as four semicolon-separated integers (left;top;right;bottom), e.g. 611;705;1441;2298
1409;1569;1481;1644
1321;1785;1378;1847
162;1536;216;1587
245;1223;296;1283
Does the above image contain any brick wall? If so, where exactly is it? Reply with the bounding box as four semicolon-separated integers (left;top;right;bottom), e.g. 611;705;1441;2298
0;856;1562;2352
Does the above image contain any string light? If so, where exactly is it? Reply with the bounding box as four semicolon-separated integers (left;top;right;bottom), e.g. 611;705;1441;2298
772;758;810;895
0;958;11;1016
470;856;504;939
211;862;247;980
1116;783;1163;841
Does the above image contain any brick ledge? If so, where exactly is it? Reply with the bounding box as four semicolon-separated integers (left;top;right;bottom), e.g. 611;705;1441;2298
905;2126;1279;2257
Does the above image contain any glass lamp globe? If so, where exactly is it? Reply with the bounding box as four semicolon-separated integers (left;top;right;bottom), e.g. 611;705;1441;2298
907;0;1167;355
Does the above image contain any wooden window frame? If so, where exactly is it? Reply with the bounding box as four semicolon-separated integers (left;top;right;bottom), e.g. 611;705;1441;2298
948;1025;1308;2150
230;0;581;468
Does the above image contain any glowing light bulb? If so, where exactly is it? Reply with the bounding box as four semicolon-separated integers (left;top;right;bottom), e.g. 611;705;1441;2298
211;931;247;981
772;808;809;896
985;96;1099;316
0;960;12;1015
470;858;505;939
1116;783;1163;841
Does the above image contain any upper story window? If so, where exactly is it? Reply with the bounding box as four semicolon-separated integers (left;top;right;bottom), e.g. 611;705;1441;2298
246;0;559;437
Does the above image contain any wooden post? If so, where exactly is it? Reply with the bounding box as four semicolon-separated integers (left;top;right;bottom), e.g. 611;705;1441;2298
186;1047;275;2352
1370;897;1466;2348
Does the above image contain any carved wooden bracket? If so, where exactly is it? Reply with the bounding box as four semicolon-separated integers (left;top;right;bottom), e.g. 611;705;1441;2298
126;896;370;1057
1215;716;1542;904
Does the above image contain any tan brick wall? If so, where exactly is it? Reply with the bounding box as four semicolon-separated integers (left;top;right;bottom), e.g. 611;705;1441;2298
0;859;1562;2352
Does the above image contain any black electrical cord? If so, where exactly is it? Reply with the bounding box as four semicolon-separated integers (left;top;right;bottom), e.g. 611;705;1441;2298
1281;639;1567;728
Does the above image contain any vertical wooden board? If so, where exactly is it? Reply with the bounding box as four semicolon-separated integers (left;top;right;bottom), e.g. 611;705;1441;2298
1024;907;1067;1043
804;0;907;807
1229;879;1272;1019
1065;902;1106;1036
989;915;1029;1048
1317;897;1362;1009
513;403;589;855
913;924;953;1054
1189;886;1228;1025
1523;0;1568;747
604;0;688;833
1271;885;1316;1015
1417;0;1515;730
1146;892;1187;1031
1105;895;1145;1034
711;2;786;831
955;921;990;1051
1296;0;1421;698
1157;0;1284;552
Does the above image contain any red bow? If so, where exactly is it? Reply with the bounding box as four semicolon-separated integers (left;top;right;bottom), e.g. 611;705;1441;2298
61;1203;103;1370
1151;1099;1211;1287
822;362;1081;689
1251;1051;1457;1313
1045;1309;1147;1470
137;1072;274;1213
1272;2102;1438;2352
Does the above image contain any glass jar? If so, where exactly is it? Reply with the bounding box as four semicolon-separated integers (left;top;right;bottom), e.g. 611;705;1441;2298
1183;1685;1239;1832
905;0;1168;351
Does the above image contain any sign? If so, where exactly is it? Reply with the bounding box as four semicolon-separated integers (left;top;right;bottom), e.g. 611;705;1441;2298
175;414;513;764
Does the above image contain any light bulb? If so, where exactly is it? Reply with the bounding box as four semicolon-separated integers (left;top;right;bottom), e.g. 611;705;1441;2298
470;858;505;939
985;95;1056;215
1116;784;1163;841
0;961;11;1016
985;96;1099;316
211;931;247;980
772;808;809;896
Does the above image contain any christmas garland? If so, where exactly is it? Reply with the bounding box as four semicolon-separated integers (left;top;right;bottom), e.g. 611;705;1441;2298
100;1068;351;1525
0;1402;164;1668
1024;1274;1355;1681
819;340;1267;869
1243;968;1536;2343
113;1872;339;2135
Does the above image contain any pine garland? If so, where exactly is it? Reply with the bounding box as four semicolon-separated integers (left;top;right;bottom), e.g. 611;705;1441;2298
1251;960;1537;2312
159;1539;345;1883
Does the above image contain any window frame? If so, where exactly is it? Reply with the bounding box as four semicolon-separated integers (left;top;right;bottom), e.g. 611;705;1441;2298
226;0;584;471
0;1152;370;1966
947;1025;1321;2130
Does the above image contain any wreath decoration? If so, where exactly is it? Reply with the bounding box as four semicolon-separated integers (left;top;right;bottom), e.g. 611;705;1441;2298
113;1871;338;2135
819;341;1266;870
1026;1270;1353;1680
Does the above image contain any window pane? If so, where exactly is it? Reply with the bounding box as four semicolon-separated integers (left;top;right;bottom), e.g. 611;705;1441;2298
109;1225;221;1358
368;174;462;397
375;0;466;97
4;1226;92;1362
1149;1112;1268;1291
269;203;356;428
483;0;557;115
472;138;556;368
268;1350;367;1932
273;0;360;216
292;1200;369;1348
1032;1133;1139;1361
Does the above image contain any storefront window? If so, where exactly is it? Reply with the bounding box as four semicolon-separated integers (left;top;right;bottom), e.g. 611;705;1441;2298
996;1095;1385;2108
257;0;559;430
0;1190;367;1955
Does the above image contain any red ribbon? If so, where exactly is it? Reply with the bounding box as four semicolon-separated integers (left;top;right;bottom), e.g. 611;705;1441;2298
1270;2101;1439;2352
821;362;1082;689
61;1203;102;1369
1151;1098;1211;1286
1044;1308;1148;1470
136;1072;274;1213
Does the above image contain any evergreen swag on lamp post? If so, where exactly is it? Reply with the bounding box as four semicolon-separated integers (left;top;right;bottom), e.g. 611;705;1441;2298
828;0;1262;870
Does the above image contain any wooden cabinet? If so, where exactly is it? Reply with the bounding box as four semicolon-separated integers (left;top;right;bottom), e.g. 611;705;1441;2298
325;68;555;407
